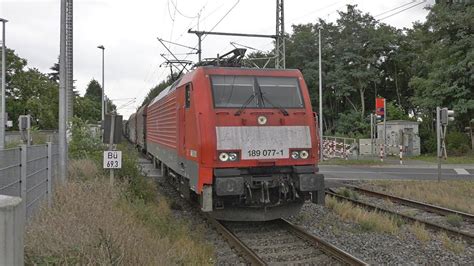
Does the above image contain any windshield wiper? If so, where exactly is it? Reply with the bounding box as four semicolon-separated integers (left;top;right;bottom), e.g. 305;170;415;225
261;93;289;116
234;93;256;116
254;77;265;108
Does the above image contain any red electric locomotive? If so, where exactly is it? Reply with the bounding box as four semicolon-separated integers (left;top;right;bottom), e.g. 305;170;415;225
129;66;324;221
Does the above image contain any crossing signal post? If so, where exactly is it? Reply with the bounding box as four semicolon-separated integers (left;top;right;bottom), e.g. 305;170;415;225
436;107;455;181
376;98;386;160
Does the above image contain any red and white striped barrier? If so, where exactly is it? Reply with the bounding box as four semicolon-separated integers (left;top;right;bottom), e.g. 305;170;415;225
322;139;356;160
399;145;403;165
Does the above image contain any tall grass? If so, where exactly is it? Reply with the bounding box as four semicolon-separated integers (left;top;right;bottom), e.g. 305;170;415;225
25;160;214;265
367;180;474;214
326;196;400;234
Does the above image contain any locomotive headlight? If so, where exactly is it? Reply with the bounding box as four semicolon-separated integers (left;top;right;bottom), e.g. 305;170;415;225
291;151;300;159
257;116;267;125
299;150;309;159
228;152;238;161
219;152;229;162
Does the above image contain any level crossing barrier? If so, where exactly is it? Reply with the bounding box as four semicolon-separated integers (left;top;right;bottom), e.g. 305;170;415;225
322;136;358;160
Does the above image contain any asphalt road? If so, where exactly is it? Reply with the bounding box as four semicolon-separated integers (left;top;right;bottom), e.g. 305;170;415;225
320;164;474;181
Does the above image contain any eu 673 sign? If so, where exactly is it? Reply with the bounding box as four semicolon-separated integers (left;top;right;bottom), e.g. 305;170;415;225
103;151;122;169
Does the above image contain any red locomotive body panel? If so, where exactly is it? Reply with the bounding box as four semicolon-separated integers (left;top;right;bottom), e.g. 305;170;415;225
141;66;324;221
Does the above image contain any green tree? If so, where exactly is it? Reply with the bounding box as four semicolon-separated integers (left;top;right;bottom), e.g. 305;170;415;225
3;48;59;129
410;3;474;130
75;96;101;123
84;79;102;103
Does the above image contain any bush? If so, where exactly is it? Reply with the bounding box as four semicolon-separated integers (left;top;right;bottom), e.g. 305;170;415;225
69;117;102;160
446;131;470;155
335;111;370;138
114;143;156;203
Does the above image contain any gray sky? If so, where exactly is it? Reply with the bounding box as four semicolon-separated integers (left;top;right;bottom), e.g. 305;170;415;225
0;0;433;118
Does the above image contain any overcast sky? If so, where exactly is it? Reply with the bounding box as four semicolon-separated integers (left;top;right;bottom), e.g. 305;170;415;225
0;0;433;118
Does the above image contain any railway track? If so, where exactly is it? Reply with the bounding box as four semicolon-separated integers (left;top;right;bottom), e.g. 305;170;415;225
206;215;368;265
139;155;366;265
350;186;474;223
326;188;474;244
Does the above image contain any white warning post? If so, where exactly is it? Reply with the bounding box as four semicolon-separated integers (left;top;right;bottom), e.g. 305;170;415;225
103;151;122;169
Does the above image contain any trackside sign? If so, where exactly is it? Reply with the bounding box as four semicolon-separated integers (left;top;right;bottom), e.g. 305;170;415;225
103;151;122;169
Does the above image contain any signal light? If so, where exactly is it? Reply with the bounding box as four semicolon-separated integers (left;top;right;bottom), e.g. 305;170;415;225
440;108;455;125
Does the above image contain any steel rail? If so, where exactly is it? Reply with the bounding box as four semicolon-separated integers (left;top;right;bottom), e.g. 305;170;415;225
204;214;266;266
350;186;474;222
326;191;474;244
281;219;368;266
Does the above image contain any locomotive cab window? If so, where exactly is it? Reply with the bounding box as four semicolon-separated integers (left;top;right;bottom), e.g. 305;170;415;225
211;75;304;108
185;83;191;108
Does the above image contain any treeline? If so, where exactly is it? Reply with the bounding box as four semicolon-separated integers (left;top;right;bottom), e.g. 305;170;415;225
1;49;115;130
250;3;473;153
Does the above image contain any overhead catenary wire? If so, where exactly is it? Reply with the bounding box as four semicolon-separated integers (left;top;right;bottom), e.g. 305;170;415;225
169;0;199;19
286;0;347;25
168;0;178;45
374;0;416;18
110;97;137;101
175;2;223;42
203;0;240;41
230;41;266;52
378;0;427;21
179;0;241;63
116;98;137;111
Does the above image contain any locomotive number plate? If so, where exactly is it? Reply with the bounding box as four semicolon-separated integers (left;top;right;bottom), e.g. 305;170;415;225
243;148;288;160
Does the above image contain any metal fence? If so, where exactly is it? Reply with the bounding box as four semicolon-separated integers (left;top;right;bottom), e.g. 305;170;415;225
0;143;59;220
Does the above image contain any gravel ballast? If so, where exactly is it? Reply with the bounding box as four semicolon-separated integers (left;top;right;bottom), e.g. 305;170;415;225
289;202;474;265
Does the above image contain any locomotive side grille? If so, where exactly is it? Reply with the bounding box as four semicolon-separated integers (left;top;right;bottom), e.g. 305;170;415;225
147;94;177;149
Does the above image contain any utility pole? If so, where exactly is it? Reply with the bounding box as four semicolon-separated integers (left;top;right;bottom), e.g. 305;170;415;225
275;0;285;69
383;99;387;158
370;113;374;156
318;26;323;160
97;45;105;122
66;0;73;121
436;107;441;181
0;18;7;150
59;0;68;182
